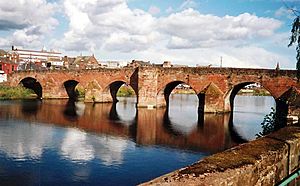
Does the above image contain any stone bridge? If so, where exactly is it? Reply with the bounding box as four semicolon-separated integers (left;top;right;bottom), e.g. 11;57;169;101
6;67;299;113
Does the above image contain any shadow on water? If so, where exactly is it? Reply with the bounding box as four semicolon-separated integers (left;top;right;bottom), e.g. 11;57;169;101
109;102;121;121
63;100;79;121
163;107;183;136
228;112;249;143
20;99;41;116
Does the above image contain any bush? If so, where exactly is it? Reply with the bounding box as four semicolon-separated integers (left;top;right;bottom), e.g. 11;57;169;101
117;86;135;97
0;85;36;100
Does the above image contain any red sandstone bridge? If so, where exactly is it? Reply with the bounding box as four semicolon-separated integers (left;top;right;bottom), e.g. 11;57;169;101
6;66;299;113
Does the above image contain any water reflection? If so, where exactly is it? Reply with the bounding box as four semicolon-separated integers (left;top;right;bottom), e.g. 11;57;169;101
0;95;273;185
61;128;95;162
0;98;240;156
233;96;275;140
0;121;53;160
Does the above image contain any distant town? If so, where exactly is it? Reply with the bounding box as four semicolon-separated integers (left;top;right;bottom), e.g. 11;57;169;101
0;46;192;82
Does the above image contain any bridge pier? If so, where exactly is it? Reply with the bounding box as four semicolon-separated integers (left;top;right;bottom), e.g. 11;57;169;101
201;83;228;113
84;80;106;102
136;68;160;108
43;84;68;99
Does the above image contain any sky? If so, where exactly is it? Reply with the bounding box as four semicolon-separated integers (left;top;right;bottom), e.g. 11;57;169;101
0;0;299;69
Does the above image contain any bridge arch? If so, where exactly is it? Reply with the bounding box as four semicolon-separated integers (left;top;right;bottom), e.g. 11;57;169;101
63;80;82;100
225;81;288;134
225;81;275;112
103;80;137;103
157;80;197;108
20;77;43;98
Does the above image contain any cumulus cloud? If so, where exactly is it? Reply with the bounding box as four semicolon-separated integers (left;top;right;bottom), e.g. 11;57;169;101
159;9;282;49
0;0;58;48
56;1;282;54
54;0;158;52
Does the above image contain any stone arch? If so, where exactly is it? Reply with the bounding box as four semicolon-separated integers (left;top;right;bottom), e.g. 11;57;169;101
157;80;197;108
225;81;275;112
63;80;80;100
20;77;43;98
103;80;137;103
225;81;287;132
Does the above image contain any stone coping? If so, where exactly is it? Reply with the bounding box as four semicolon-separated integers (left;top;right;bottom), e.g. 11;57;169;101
140;126;300;186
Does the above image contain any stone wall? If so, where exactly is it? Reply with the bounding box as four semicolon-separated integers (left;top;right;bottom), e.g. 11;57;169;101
141;126;300;186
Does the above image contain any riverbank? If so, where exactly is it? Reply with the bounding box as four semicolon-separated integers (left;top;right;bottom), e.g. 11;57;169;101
238;88;271;96
0;85;37;100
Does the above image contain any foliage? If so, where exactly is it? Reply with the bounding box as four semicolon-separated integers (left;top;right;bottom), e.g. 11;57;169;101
256;107;276;138
117;86;135;97
256;107;287;138
0;85;36;100
75;86;85;98
288;14;300;80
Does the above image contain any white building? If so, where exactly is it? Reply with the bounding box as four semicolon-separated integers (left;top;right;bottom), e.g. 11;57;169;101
100;61;128;68
11;46;63;69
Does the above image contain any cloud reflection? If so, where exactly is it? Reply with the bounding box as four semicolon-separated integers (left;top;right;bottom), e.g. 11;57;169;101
92;136;129;166
0;121;53;160
61;128;95;162
60;128;130;166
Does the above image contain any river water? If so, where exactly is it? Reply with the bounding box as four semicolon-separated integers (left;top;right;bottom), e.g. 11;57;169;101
0;95;275;185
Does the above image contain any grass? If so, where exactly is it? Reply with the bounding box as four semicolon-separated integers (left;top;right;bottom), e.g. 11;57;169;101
0;85;37;100
117;85;135;97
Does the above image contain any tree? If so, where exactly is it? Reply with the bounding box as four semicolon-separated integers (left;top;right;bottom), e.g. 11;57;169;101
288;9;300;80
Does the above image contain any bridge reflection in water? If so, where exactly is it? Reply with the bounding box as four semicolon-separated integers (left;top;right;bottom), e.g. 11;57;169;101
0;97;245;154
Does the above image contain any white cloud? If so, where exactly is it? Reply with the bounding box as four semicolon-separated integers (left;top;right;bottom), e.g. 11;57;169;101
0;0;58;48
55;0;158;52
159;9;282;49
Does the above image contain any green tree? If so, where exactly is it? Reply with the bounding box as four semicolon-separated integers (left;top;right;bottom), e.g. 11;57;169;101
288;10;300;80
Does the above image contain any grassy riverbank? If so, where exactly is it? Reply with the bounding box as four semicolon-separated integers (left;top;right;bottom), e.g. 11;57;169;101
0;85;37;100
117;86;135;97
238;88;271;96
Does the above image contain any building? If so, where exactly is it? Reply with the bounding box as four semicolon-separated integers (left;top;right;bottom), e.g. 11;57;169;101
11;46;63;70
70;55;99;70
0;60;18;74
0;49;18;75
100;61;128;68
63;56;76;69
126;60;152;68
154;61;173;68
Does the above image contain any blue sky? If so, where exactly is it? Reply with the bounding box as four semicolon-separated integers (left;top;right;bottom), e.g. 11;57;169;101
0;0;299;69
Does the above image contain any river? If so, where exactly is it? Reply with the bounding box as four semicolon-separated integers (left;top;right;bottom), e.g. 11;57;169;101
0;94;275;185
